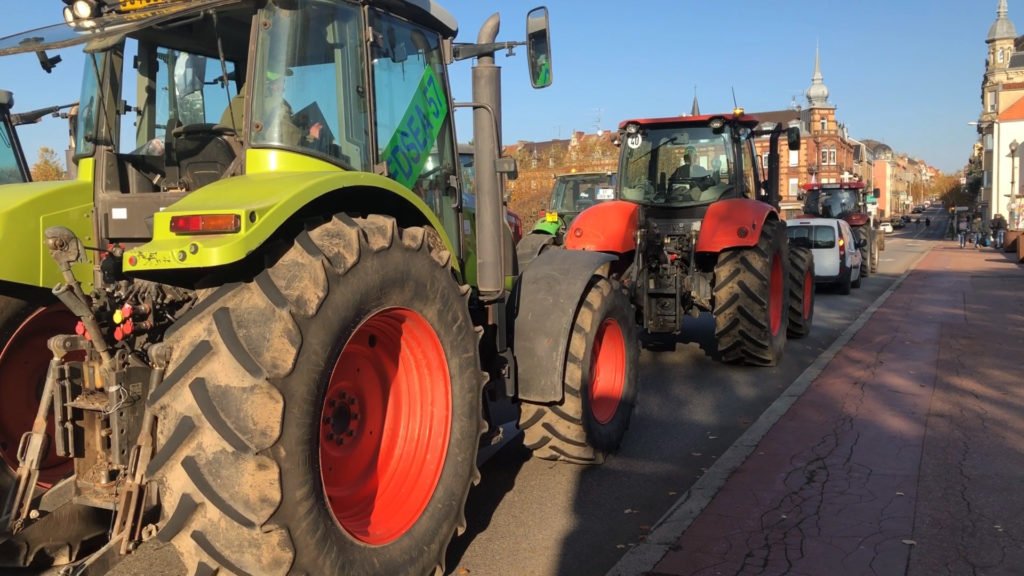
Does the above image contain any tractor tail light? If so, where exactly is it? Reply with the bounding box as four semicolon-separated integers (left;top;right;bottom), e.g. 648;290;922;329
170;214;241;234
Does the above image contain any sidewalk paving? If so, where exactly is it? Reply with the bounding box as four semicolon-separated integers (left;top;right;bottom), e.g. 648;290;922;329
650;241;1024;576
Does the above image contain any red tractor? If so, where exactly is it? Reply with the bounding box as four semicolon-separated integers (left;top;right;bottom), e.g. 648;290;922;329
564;110;814;366
798;181;881;276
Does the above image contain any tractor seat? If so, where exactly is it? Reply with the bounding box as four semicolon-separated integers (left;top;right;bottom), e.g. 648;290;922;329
170;123;241;191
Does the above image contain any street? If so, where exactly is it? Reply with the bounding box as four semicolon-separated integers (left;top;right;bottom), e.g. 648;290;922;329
30;211;951;576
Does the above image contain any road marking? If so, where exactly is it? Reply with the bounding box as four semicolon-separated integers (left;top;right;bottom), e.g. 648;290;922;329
605;247;933;576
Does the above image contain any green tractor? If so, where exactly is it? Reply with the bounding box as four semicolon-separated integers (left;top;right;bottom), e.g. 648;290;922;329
0;1;639;574
517;170;616;269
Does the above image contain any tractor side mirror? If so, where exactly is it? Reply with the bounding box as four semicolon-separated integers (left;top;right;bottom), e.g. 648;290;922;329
496;156;518;181
797;191;805;201
526;7;552;89
787;126;801;151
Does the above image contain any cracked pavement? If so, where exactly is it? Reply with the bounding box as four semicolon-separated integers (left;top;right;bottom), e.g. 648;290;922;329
651;245;1024;576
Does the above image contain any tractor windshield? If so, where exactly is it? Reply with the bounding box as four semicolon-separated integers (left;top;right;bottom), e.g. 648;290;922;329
550;173;616;214
618;125;734;207
806;189;861;218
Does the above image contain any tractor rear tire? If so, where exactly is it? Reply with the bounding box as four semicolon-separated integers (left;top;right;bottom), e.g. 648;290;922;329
146;215;485;576
787;246;814;338
855;227;871;278
713;219;789;366
0;294;107;568
521;277;639;465
0;294;75;494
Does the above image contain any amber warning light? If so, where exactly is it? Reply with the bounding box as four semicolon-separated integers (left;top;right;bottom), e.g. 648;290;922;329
170;214;241;234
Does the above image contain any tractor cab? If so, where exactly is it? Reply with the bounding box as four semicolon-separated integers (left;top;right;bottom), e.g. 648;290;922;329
0;90;30;184
616;113;763;209
0;0;471;253
799;181;871;226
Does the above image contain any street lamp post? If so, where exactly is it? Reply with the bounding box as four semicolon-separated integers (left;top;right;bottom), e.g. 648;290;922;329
1010;140;1019;230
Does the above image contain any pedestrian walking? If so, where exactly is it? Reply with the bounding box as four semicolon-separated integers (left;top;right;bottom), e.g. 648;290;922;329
925;217;931;228
958;217;969;248
971;216;983;249
992;213;1008;249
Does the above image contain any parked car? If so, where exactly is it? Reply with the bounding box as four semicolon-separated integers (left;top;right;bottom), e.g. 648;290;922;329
786;217;864;295
880;221;894;234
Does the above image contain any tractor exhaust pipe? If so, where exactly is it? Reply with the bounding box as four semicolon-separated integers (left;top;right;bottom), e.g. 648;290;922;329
472;13;505;300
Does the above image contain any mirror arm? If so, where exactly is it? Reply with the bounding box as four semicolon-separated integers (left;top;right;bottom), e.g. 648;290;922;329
453;41;524;62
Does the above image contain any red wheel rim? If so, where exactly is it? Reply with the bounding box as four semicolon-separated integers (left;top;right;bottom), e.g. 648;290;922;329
802;268;813;320
589;318;626;425
769;251;784;336
0;304;76;487
319;308;451;545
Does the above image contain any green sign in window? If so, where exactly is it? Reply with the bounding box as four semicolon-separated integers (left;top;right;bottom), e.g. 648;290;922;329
383;67;449;190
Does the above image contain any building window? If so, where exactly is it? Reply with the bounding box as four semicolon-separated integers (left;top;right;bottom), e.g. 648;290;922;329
828;148;837;165
999;48;1005;63
788;178;799;197
819;118;827;132
789;149;799;166
820;148;828;166
989;92;996;113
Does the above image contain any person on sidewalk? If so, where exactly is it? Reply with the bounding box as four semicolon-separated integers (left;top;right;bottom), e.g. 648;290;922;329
992;213;1008;248
958;216;969;248
970;216;982;249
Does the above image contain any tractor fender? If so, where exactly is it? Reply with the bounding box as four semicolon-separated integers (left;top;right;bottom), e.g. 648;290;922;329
514;248;616;403
564;200;639;253
0;179;93;290
122;150;457;274
531;218;562;236
516;231;557;272
694;198;778;253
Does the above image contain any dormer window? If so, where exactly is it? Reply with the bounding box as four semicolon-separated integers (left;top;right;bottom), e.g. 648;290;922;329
999;48;1005;63
819;118;827;132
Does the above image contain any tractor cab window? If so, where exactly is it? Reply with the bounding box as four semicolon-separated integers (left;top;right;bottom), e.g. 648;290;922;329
619;125;734;207
0;119;23;183
252;0;369;168
814;189;859;218
551;173;617;214
370;9;459;243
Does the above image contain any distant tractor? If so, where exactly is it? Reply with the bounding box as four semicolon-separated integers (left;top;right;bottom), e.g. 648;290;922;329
0;2;640;574
517;170;616;268
564;110;815;365
799;181;881;275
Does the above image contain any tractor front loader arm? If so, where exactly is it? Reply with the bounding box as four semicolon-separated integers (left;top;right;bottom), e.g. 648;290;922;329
513;248;615;403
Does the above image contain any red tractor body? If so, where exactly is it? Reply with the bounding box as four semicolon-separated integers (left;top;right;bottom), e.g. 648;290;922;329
565;111;815;365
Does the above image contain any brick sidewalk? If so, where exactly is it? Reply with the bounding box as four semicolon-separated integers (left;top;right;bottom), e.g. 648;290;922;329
651;243;1024;576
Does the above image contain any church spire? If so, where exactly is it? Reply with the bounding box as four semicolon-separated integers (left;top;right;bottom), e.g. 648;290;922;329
988;0;1016;43
805;44;832;109
690;87;700;116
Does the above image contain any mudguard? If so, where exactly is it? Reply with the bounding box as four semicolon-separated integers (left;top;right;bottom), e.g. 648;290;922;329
563;200;639;253
123;149;458;274
515;231;556;272
514;248;615;403
694;198;777;253
0;178;93;289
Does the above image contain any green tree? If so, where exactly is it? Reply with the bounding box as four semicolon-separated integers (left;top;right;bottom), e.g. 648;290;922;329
30;146;65;181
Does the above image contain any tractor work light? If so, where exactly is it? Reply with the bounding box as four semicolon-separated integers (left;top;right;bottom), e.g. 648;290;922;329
72;0;98;19
708;117;725;130
624;123;640;135
63;5;76;24
169;214;241;234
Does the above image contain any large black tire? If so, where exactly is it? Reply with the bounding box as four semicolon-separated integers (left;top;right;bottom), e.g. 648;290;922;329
145;215;485;576
0;293;108;568
713;219;789;366
786;246;814;338
520;277;639;465
854;226;871;278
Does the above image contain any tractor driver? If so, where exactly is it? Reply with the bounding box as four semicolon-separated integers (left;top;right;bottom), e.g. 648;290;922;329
671;147;709;180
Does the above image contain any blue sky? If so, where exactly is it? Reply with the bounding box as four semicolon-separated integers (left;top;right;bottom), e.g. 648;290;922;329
0;1;1003;173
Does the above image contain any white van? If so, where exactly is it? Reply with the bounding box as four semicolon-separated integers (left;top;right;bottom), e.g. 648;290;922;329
785;217;863;295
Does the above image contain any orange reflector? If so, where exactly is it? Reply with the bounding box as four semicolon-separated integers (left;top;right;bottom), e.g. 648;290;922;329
170;214;241;234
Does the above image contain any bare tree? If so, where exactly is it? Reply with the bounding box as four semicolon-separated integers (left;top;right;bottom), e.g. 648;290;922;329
30;146;66;181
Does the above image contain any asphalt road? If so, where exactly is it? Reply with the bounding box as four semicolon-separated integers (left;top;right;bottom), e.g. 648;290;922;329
446;210;948;576
26;208;949;576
